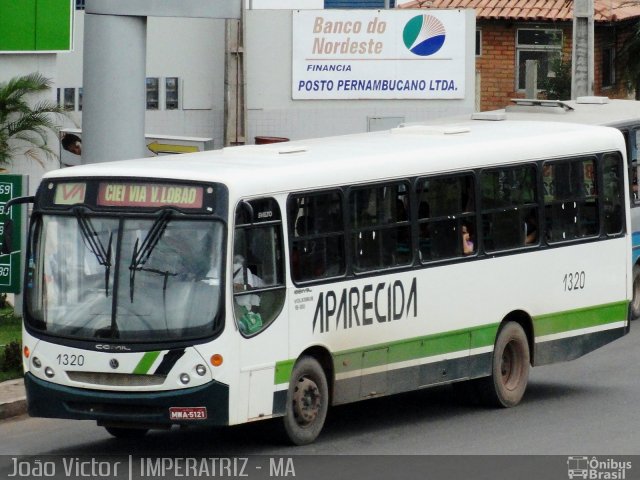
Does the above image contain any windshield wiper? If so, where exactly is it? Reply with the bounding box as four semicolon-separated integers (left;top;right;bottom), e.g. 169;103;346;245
73;208;113;296
129;210;172;301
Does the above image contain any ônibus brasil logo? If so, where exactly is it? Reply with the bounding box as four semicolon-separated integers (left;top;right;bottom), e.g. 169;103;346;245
403;14;446;56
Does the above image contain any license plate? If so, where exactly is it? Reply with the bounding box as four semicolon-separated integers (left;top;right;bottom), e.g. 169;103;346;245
169;407;208;420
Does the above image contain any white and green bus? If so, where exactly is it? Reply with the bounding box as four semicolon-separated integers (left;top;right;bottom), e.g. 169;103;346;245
16;120;630;445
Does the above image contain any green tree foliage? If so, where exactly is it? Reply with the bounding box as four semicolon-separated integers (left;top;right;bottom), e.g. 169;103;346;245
539;56;572;100
620;19;640;100
0;73;65;166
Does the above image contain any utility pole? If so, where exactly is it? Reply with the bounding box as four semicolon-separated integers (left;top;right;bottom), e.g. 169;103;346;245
571;0;594;98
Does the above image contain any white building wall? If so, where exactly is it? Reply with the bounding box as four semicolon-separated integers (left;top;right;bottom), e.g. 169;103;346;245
145;17;225;143
245;9;476;142
55;12;225;146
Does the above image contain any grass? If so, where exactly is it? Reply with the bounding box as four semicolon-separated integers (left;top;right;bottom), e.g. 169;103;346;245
0;306;23;381
0;369;21;382
0;309;21;345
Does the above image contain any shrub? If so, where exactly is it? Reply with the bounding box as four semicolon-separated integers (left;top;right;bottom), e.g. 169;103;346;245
1;340;22;373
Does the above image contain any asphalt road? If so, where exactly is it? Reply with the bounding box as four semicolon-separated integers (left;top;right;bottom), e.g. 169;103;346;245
1;325;639;459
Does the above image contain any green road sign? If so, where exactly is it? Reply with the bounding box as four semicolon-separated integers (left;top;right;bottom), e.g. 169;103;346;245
0;176;26;293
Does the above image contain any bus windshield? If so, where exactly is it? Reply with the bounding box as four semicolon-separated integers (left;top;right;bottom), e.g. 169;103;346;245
26;213;224;342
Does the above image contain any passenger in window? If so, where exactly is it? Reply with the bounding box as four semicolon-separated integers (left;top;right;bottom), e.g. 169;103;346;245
233;254;265;335
61;133;82;155
524;211;538;245
461;222;474;255
233;254;264;292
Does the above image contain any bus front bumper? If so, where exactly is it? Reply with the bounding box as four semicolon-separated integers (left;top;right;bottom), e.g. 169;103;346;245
24;373;229;427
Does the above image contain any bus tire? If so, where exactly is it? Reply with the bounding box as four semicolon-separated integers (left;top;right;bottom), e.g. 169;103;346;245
104;426;149;439
631;265;640;320
283;356;329;446
479;322;530;408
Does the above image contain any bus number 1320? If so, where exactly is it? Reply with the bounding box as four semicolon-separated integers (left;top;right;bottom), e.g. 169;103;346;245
563;271;586;292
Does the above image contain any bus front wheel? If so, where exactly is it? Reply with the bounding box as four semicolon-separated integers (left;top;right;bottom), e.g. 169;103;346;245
479;322;530;408
283;356;329;446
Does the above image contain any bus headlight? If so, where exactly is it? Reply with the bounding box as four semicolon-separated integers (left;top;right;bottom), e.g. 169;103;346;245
195;364;207;376
32;357;42;368
179;373;190;385
44;367;55;378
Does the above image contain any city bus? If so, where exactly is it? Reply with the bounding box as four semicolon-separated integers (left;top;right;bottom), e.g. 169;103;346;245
13;120;630;445
470;97;640;318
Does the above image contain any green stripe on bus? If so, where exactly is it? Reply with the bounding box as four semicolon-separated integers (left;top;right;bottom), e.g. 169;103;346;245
274;301;627;385
333;324;499;375
133;351;161;374
532;301;627;337
273;324;499;385
275;359;296;386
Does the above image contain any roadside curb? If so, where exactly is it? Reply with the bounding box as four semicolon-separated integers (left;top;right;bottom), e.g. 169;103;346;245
0;378;27;420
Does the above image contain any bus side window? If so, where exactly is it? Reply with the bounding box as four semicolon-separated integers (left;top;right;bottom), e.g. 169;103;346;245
417;173;475;261
633;129;640;204
544;158;599;243
233;198;285;336
481;164;538;251
288;190;345;283
624;129;639;165
349;181;412;272
603;153;624;235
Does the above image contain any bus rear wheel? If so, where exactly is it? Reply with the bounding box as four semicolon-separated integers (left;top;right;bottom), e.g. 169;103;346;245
631;265;640;320
479;322;530;408
283;356;329;446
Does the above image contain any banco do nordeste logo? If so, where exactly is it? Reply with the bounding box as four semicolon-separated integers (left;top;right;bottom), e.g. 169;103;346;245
403;14;446;56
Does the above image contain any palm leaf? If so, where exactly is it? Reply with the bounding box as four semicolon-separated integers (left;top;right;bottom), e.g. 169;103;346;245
0;73;67;166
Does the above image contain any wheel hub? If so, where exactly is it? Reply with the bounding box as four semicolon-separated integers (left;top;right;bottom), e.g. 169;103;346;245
292;377;321;426
501;342;518;389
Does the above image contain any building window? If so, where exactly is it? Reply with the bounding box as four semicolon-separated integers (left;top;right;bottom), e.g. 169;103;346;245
165;77;179;110
476;29;482;56
63;88;75;111
516;28;563;91
602;46;615;88
78;88;83;112
146;78;159;110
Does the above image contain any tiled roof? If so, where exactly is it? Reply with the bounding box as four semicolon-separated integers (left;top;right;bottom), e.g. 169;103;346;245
397;0;640;22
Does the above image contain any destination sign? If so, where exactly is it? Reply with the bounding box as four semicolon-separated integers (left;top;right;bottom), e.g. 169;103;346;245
97;183;204;209
54;183;87;205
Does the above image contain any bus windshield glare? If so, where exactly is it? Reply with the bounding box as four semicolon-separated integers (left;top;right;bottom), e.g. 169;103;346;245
26;213;224;342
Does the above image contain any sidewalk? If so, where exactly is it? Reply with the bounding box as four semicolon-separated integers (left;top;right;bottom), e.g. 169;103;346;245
0;378;27;420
